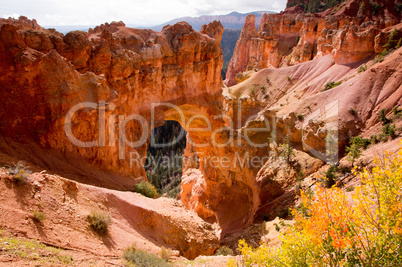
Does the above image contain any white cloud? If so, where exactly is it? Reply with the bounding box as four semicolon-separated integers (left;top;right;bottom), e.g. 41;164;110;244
1;0;287;27
2;13;21;19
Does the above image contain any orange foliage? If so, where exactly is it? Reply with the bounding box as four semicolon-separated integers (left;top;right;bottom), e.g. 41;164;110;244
231;144;402;266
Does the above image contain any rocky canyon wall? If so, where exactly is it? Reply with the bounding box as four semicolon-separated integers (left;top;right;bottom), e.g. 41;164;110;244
1;0;402;240
225;0;402;86
0;18;223;186
0;16;262;236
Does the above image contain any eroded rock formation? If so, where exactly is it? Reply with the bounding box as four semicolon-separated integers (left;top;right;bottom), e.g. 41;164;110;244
1;0;402;250
223;48;402;227
0;19;223;182
0;16;280;236
0;17;225;256
225;0;402;86
224;15;257;86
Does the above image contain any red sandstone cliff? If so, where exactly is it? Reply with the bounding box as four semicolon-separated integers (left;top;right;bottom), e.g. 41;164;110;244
1;4;402;255
225;0;402;86
0;15;259;237
0;17;224;257
215;0;402;235
0;19;223;187
224;15;257;86
0;16;43;30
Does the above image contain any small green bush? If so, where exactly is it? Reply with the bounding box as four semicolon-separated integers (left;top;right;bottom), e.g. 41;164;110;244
324;165;337;188
287;76;291;82
215;246;234;256
87;210;111;235
384;29;400;49
280;138;295;164
371;135;379;145
396;4;402;13
349;107;357;115
370;2;381;15
322;81;342;92
32;211;46;222
297;114;304;121
379;133;390;142
383;123;396;139
358;65;367;73
397;38;402;49
134;181;158;198
123;245;170;267
373;49;389;64
297;170;304;182
380;48;389;57
346;186;355;192
374;54;385;63
336;164;351;175
393;106;401;116
346;143;361;167
359;2;365;12
351;136;371;149
378;109;391;125
344;136;371;167
12;169;29;185
8;161;31;185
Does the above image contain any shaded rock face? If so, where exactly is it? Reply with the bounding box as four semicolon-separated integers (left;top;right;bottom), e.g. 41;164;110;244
224;15;257;86
225;0;402;86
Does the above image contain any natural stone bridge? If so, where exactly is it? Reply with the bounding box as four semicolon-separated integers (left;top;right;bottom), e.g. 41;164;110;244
0;19;267;235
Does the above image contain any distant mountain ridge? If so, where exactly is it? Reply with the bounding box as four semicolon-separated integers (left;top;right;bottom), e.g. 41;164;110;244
148;11;276;31
44;11;276;34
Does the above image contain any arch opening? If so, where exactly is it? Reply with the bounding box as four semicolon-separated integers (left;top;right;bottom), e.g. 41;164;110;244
145;120;187;198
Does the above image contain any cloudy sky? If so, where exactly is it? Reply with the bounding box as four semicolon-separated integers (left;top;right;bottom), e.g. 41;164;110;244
1;0;287;27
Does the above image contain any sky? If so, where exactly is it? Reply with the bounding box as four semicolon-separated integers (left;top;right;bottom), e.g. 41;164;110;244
0;0;287;27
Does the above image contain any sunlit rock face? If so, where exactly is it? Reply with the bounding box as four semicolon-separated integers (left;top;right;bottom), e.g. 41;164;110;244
0;16;262;236
0;19;223;179
225;0;402;86
1;0;402;240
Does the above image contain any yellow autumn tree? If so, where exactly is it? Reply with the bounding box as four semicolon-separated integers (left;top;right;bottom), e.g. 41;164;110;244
230;144;402;267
